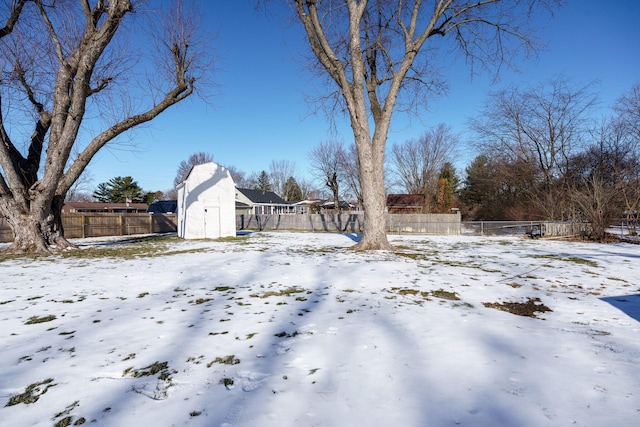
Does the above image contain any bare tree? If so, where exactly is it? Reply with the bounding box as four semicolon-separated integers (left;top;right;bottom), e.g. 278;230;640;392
292;0;558;249
0;0;213;253
390;123;458;211
614;82;640;140
65;170;94;202
341;143;362;207
470;77;598;219
225;165;247;188
173;152;215;187
571;173;619;241
269;159;297;198
309;140;346;211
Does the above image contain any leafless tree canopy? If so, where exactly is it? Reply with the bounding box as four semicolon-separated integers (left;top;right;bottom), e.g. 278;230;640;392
173;151;215;187
0;0;213;253
269;159;297;198
308;139;347;210
390;123;458;204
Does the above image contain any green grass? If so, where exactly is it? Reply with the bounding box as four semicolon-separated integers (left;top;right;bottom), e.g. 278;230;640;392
530;254;598;268
5;378;56;406
25;315;56;325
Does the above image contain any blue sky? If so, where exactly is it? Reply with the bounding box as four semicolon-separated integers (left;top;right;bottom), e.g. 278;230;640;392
86;0;640;194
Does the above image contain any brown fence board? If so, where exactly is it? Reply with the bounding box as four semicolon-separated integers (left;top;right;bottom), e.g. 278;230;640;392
0;213;177;243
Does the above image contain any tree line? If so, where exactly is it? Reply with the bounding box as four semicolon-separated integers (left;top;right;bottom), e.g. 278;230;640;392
86;75;640;242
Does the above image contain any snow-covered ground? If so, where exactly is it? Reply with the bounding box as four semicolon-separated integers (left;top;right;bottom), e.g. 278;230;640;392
1;232;639;427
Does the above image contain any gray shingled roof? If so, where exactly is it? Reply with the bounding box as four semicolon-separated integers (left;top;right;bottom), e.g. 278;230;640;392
237;188;289;204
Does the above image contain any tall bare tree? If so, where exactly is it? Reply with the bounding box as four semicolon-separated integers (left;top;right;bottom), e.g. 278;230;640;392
470;77;597;219
390;123;458;211
269;159;297;198
0;0;212;253
292;0;558;249
309;139;347;211
173;152;215;187
341;143;362;207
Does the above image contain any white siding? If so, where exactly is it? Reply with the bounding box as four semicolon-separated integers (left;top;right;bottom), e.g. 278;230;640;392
177;162;236;239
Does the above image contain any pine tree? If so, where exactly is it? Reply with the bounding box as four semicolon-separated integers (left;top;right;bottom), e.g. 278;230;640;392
93;176;144;203
256;171;272;191
283;176;303;201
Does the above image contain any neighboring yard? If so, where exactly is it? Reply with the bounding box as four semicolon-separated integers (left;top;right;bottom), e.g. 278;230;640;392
0;232;638;426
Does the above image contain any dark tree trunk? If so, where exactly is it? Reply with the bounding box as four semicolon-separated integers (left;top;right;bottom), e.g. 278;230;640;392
4;195;73;254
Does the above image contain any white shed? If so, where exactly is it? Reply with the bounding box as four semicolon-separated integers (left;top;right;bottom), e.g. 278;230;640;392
176;162;236;239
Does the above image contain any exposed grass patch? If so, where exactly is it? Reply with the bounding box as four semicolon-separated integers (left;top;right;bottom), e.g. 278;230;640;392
5;378;56;406
504;282;522;288
530;254;598;268
220;377;235;389
25;315;56;325
431;289;460;300
394;251;424;260
123;361;171;378
59;234;208;260
251;286;306;298
483;298;552;318
190;298;213;305
207;355;240;367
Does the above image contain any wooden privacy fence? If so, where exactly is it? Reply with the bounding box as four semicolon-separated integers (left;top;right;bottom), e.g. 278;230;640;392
0;213;177;242
237;212;462;235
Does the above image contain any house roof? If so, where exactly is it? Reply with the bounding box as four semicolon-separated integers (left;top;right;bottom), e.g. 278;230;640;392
236;188;289;205
386;194;425;207
147;200;177;213
63;202;148;212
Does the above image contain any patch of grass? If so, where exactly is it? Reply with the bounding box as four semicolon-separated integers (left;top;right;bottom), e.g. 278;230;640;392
394;252;424;260
220;377;235;388
483;298;552;318
136;292;149;298
207;355;240;367
59;234;208;260
190;411;202;417
5;378;56;406
431;289;460;300
0;299;15;305
530;254;597;268
190;298;213;305
123;361;169;378
251;286;306;298
25;315;56;325
214;286;234;292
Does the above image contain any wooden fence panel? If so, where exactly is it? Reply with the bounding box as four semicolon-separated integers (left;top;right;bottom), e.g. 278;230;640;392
236;212;462;235
0;213;177;243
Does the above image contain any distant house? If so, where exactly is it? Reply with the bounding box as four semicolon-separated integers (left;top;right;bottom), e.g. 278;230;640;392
386;194;426;213
176;162;236;239
235;188;294;215
292;199;323;214
321;200;354;211
63;202;148;213
147;200;177;214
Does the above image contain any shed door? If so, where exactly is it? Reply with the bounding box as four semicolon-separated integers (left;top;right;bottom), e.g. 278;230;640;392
204;206;221;239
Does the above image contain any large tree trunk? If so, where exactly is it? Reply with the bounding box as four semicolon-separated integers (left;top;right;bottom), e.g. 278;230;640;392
352;133;392;251
3;195;73;254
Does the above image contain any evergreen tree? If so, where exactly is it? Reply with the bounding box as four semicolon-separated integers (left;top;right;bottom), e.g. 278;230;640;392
283;176;303;201
255;170;272;191
93;176;144;203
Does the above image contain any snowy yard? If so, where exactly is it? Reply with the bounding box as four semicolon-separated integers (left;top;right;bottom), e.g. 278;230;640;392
1;232;639;426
